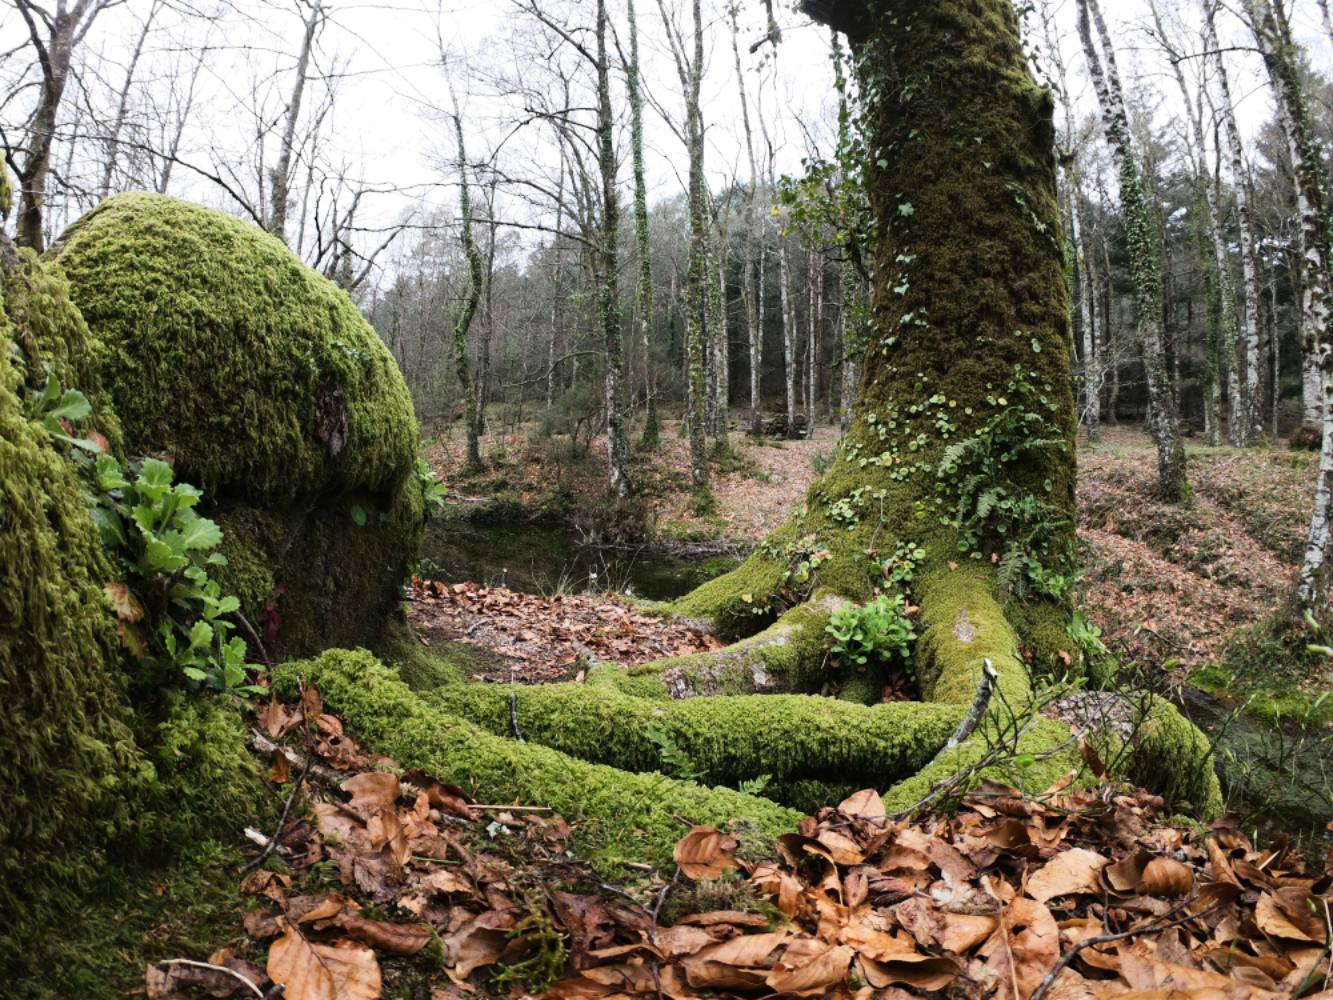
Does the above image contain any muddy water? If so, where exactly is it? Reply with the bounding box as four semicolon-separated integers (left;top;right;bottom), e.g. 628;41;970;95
421;522;741;601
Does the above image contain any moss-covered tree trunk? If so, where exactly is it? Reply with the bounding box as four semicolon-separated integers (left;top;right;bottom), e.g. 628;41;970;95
449;105;484;474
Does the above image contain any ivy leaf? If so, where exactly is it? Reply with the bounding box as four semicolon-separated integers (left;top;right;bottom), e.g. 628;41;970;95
350;504;367;527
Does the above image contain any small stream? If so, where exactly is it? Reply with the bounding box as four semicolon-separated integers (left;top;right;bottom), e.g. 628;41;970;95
421;522;742;601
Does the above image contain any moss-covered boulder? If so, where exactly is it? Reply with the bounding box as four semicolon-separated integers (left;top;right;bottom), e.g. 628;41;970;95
0;271;140;921
0;244;263;974
51;193;423;654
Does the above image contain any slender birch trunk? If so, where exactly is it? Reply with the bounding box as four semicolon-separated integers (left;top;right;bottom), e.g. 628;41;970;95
1242;0;1333;602
547;158;567;409
1206;2;1263;443
726;5;763;439
714;229;731;449
807;252;820;436
595;0;631;498
778;235;796;437
626;0;658;450
269;0;322;243
100;1;159;199
1077;0;1187;500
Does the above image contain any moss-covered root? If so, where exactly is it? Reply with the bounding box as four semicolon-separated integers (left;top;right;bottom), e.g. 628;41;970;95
914;565;1033;708
1120;695;1224;818
614;592;845;700
667;536;792;636
423;682;963;803
274;650;800;869
890;565;1223;818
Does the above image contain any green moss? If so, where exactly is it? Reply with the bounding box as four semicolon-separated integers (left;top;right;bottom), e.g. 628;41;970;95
880;717;1082;815
627;596;842;698
0;297;142;937
5;248;122;450
669;539;791;636
425;681;961;801
214;474;424;657
51;193;418;507
3;840;251;999
1118;695;1224;818
374;617;473;689
0;292;262;970
274;649;801;870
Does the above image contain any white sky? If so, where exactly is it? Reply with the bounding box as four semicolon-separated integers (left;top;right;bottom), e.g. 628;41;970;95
2;0;1331;275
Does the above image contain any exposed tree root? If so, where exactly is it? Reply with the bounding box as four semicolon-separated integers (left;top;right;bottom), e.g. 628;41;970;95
422;681;963;803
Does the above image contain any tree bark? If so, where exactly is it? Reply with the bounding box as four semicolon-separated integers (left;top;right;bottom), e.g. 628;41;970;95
268;0;323;243
1077;0;1187;500
1242;0;1333;603
626;0;659;450
595;0;632;498
449;102;483;474
1205;1;1263;444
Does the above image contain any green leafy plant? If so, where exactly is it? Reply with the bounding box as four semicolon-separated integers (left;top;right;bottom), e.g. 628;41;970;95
825;593;917;674
21;357;257;694
414;456;448;511
24;367;102;452
91;456;260;693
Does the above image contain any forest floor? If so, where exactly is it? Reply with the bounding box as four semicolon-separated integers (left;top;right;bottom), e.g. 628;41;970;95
425;418;1327;720
425;417;840;547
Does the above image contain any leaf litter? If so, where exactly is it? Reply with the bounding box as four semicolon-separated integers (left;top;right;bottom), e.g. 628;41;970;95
407;578;721;682
148;686;1333;1000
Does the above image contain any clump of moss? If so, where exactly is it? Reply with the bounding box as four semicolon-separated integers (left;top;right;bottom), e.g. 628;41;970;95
51;193;424;654
51;193;416;505
0;292;140;940
0;236;264;977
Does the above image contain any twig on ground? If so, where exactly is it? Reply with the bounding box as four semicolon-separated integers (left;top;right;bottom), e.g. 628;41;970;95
155;959;264;999
242;751;312;873
944;658;998;751
248;730;343;786
1029;901;1215;1000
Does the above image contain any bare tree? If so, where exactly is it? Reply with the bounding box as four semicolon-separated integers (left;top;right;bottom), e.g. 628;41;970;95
7;0;120;249
268;0;325;243
1077;0;1188;500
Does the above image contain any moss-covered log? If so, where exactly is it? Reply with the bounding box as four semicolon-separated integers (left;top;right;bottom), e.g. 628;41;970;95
274;650;801;868
422;681;962;803
49;193;424;654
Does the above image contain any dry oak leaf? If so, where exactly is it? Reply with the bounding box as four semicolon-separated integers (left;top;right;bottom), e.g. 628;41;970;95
267;919;381;1000
979;896;1060;1000
838;788;886;821
1134;856;1194;898
765;939;855;996
1026;847;1108;904
334;912;433;956
673;826;739;880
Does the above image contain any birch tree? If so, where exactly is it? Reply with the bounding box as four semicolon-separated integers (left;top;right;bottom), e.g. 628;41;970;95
626;0;659;451
1076;0;1188;501
1242;0;1333;602
1204;0;1263;444
656;0;710;501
